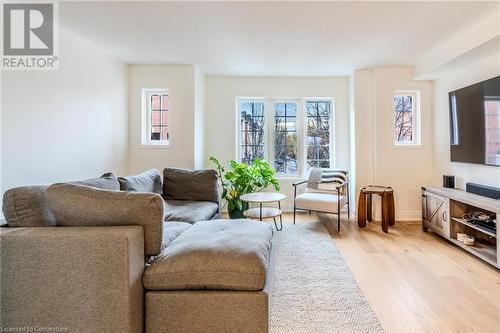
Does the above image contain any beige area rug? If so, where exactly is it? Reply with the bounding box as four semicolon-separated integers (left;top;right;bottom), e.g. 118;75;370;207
270;222;384;333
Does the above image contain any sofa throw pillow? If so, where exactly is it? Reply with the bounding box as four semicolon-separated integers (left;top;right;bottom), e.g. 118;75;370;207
69;172;119;190
118;169;162;194
163;168;219;203
307;168;348;193
2;186;57;227
47;183;164;256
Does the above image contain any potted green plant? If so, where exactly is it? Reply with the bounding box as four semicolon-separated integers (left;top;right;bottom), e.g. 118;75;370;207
210;157;280;219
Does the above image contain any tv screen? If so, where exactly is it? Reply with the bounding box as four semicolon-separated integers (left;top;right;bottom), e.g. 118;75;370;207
449;75;500;166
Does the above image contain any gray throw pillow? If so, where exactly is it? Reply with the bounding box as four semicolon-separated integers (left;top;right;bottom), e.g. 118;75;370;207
69;172;119;190
47;183;164;256
118;169;162;194
163;168;219;203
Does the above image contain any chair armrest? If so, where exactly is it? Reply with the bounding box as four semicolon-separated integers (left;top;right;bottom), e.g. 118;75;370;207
335;181;350;199
292;180;307;198
292;180;307;187
335;181;349;190
0;226;144;333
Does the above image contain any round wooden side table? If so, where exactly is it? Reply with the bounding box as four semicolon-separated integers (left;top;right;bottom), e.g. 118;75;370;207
357;185;395;233
240;192;286;231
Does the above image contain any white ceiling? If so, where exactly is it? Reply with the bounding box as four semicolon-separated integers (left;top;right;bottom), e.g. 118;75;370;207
60;1;499;76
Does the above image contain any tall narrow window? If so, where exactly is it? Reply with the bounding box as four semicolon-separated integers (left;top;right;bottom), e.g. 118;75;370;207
239;100;265;164
274;102;298;175
142;89;170;145
394;91;420;145
306;100;332;169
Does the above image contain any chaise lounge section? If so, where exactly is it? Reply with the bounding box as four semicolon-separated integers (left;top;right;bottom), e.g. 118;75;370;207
0;169;275;333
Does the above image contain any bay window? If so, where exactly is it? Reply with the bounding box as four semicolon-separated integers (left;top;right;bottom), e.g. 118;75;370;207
237;97;334;178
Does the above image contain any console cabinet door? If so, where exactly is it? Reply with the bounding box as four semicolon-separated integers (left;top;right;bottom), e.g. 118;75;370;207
422;191;450;237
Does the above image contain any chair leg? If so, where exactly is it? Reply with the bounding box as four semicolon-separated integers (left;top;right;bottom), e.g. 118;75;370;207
388;191;395;226
367;194;373;222
382;192;389;233
338;196;341;232
347;183;351;219
293;207;296;224
357;190;367;228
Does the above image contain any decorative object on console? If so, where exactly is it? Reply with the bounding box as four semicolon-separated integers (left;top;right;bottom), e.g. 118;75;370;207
443;175;455;188
463;235;475;246
466;182;500;200
210;157;280;219
457;233;467;242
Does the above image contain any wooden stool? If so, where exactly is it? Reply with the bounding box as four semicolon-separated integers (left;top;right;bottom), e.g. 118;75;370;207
357;185;395;233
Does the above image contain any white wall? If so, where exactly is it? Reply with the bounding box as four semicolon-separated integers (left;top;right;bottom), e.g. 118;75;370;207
432;50;500;189
0;71;3;221
353;67;434;220
194;67;206;169
128;65;196;174
204;76;350;210
1;28;128;192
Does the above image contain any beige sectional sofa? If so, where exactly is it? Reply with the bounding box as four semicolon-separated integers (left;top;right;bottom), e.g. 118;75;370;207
0;169;275;333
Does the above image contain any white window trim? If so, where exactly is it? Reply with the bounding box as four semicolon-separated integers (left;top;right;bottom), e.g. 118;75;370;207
393;90;421;147
141;88;171;148
236;97;335;179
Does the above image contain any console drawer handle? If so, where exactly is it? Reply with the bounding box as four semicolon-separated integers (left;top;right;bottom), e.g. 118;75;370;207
442;211;447;222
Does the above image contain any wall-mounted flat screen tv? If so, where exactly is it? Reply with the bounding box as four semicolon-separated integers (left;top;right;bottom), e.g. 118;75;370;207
449;75;500;166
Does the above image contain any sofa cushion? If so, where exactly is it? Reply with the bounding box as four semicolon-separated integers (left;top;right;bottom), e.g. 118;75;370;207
164;199;218;223
47;183;164;256
163;168;219;203
143;219;274;291
295;192;347;213
161;221;192;251
2;186;57;227
118;169;162;194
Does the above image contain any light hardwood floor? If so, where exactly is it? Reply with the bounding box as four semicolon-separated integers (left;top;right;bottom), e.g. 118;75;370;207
285;212;500;333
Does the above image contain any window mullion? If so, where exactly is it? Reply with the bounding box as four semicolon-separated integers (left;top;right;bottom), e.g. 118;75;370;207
267;99;273;167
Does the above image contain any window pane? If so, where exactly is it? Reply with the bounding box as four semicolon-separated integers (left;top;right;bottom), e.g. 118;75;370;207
274;102;298;175
151;94;161;110
148;92;169;143
151;126;161;141
394;95;413;143
161;94;169;110
160;126;169;141
151;111;161;126
240;101;265;164
161;110;169;126
306;101;330;117
275;117;297;132
306;101;332;170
